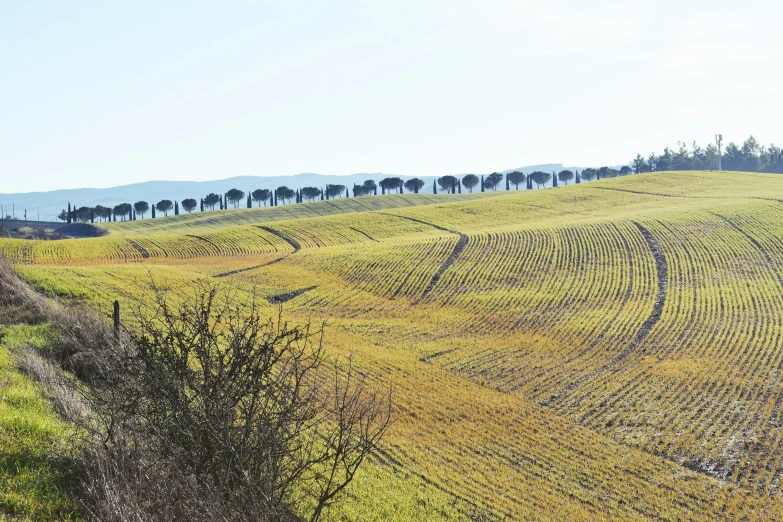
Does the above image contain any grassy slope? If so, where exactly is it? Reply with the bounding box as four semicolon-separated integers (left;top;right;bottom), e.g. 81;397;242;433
8;170;783;519
100;192;497;236
0;324;81;521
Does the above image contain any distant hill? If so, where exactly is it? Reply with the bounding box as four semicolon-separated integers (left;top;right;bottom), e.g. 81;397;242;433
0;167;588;221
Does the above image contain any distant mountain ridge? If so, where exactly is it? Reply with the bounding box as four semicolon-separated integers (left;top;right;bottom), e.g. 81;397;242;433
1;166;586;221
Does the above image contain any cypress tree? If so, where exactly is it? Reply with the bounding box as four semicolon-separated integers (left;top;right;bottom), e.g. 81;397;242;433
200;198;204;212
597;170;601;181
481;175;485;192
552;170;558;188
67;203;72;224
505;174;510;191
247;193;252;208
175;201;179;215
152;205;156;218
458;181;462;194
274;191;278;206
575;170;581;184
374;186;377;196
132;210;136;221
433;180;437;194
269;193;273;207
90;208;94;223
346;187;349;198
320;189;324;201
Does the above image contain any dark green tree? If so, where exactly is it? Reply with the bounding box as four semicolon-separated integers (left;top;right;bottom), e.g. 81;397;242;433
251;189;271;207
363;180;377;196
379;178;402;194
581;168;598;181
437;175;459;194
326;184;345;199
156;199;174;217
182;199;198;213
134;201;150;219
113;203;132;221
461;174;479;193
204;193;220;210
507;171;525;189
557;170;575;185
226;189;245;209
483;172;503;191
529;171;550;189
404;178;425;194
301;187;322;201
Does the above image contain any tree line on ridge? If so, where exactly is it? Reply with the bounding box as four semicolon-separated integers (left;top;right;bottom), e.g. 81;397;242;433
56;135;782;223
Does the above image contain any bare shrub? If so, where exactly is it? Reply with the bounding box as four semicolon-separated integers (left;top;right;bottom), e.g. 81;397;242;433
75;281;392;522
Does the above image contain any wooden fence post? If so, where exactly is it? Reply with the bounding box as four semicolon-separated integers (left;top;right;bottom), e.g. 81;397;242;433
113;300;120;337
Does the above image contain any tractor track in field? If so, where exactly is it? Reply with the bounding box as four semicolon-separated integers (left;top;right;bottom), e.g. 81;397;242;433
213;255;289;278
377;213;468;305
541;222;667;406
213;226;300;278
127;240;151;259
186;234;219;249
266;286;318;305
588;186;698;199
348;226;379;242
257;226;301;253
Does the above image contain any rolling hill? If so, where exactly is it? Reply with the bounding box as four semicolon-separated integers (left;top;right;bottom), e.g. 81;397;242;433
4;170;783;520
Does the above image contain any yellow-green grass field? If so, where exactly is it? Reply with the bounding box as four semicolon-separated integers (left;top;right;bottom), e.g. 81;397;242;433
5;170;783;519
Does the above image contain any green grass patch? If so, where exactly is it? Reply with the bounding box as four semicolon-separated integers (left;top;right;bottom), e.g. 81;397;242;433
0;324;82;521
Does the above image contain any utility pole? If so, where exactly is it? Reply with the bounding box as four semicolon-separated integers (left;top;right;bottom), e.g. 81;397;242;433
716;134;723;171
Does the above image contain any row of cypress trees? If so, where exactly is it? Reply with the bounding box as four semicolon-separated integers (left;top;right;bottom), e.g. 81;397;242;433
62;170;601;224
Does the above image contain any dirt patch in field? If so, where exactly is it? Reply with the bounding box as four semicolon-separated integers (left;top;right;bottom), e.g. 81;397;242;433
266;286;317;305
127;240;150;259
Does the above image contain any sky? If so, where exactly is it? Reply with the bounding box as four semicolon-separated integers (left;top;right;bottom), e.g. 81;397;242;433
2;0;782;194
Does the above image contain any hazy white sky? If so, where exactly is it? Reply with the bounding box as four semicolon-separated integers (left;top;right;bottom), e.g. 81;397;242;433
2;0;782;193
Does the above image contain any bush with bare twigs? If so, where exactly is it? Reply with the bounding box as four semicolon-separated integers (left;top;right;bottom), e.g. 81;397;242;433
0;263;392;521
